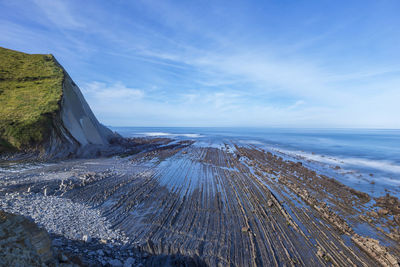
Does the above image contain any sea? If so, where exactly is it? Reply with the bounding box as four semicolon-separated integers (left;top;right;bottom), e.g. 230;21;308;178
111;127;400;199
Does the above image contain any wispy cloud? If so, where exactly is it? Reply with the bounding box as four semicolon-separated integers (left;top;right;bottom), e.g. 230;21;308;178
1;0;399;127
32;0;84;29
83;81;144;101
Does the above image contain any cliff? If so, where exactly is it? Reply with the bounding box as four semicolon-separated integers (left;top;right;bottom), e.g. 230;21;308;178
0;47;118;158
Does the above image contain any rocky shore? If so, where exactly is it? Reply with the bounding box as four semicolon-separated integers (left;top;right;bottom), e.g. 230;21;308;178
0;138;399;266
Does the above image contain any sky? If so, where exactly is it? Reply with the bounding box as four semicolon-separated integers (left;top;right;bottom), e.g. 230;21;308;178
1;0;400;128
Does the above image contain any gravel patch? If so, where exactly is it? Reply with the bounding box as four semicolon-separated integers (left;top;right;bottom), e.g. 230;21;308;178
0;192;128;244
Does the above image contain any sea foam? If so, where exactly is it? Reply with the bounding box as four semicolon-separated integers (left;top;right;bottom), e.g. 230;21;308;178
141;132;203;138
276;148;400;174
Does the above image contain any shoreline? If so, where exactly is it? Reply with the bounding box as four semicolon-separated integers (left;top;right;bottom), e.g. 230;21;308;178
0;137;399;266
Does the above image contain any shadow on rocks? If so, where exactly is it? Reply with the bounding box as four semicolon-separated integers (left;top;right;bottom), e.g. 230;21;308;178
145;253;208;267
50;234;208;267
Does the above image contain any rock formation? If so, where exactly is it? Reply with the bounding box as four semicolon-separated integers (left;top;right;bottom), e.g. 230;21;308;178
0;210;54;266
0;47;118;159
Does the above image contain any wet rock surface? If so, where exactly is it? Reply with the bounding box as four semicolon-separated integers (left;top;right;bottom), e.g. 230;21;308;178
0;138;399;266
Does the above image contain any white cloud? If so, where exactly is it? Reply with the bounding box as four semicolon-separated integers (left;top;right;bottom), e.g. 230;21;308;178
288;100;306;110
33;0;84;29
83;81;144;100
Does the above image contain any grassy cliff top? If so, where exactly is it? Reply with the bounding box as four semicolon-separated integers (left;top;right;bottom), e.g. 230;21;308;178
0;47;64;151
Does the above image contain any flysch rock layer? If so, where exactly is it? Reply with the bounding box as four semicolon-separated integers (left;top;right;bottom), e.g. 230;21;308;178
60;71;115;147
42;61;119;159
1;139;399;266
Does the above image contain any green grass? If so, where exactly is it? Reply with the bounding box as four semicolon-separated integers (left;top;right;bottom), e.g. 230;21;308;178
0;47;64;151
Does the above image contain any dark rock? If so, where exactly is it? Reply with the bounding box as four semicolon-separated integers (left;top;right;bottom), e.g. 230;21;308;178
0;210;54;265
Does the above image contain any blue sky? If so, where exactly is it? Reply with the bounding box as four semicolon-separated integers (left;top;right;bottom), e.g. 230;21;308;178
1;0;400;128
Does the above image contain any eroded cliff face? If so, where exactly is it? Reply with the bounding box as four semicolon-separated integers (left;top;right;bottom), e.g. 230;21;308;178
61;73;115;147
40;70;120;159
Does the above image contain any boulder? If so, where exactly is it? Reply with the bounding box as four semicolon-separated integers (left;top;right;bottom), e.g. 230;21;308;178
0;210;54;265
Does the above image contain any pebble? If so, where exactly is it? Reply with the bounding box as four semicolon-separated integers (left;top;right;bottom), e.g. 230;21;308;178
378;209;389;216
60;253;69;262
109;259;123;267
52;238;63;246
0;193;126;243
97;249;104;256
82;234;92;242
124;257;135;267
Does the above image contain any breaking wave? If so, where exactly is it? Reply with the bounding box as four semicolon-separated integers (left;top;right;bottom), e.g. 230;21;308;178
141;132;203;138
276;148;400;174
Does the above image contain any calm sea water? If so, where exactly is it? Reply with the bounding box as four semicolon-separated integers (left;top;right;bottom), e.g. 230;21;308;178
111;127;400;198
